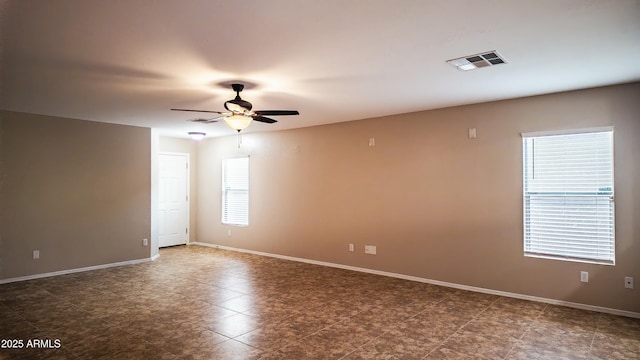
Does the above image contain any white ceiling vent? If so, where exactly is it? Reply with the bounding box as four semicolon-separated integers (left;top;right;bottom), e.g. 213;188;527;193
446;51;507;71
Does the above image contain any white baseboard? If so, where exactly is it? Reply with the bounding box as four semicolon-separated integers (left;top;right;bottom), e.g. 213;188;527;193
190;242;640;319
0;255;159;285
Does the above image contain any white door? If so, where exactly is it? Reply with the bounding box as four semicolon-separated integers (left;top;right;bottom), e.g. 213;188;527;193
159;153;189;247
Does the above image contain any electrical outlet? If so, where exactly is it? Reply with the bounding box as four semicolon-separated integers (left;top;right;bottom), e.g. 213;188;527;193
580;271;589;283
365;245;377;255
33;250;40;260
142;238;148;246
625;276;634;289
368;138;376;147
468;128;477;139
227;229;232;236
348;243;354;252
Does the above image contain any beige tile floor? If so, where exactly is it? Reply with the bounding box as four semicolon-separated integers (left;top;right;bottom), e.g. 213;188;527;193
1;245;639;359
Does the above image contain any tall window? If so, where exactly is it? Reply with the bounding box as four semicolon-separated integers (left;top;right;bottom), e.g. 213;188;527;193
522;128;614;264
222;157;249;226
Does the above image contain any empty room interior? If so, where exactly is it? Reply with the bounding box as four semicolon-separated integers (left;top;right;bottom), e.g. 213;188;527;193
1;1;639;359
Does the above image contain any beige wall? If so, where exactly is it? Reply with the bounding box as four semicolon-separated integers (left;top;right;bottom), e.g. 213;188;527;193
159;136;198;244
0;111;152;279
197;83;640;313
0;83;636;313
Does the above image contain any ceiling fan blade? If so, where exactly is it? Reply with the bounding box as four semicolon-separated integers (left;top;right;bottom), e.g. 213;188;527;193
254;110;299;116
171;108;226;114
252;116;278;124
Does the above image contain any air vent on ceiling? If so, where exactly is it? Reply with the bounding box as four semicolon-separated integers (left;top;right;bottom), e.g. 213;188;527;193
446;51;507;71
188;118;218;124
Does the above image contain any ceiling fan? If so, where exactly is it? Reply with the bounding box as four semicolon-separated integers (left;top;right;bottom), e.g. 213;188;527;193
172;83;299;133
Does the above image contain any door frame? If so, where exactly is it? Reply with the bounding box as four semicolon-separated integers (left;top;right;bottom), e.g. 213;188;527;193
159;152;190;246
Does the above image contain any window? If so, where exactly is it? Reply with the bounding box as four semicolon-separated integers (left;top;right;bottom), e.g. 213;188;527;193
522;128;614;264
222;157;249;226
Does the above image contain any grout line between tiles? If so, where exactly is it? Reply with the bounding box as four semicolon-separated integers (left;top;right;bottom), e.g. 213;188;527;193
421;294;502;360
502;302;548;359
587;312;603;356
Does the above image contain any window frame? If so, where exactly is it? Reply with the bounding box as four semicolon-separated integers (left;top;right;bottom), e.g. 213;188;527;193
521;127;615;265
221;156;249;227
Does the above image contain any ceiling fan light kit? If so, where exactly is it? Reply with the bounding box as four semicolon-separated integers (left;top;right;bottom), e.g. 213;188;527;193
172;83;299;133
224;114;253;132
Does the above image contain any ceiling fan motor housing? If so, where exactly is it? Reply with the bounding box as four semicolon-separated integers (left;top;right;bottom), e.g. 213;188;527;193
225;98;253;112
225;83;253;112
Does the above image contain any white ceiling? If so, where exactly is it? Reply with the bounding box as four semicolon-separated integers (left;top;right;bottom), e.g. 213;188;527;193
1;0;639;138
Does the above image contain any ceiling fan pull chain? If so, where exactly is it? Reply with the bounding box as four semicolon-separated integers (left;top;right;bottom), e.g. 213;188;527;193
238;132;242;148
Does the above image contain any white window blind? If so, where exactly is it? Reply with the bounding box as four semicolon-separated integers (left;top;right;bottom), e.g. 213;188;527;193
222;157;249;226
522;128;614;264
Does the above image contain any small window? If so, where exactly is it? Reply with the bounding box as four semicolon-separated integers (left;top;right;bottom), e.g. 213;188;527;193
222;157;249;226
522;128;614;264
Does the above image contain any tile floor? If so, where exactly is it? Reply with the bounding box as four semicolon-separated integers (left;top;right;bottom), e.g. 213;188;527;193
1;245;639;359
